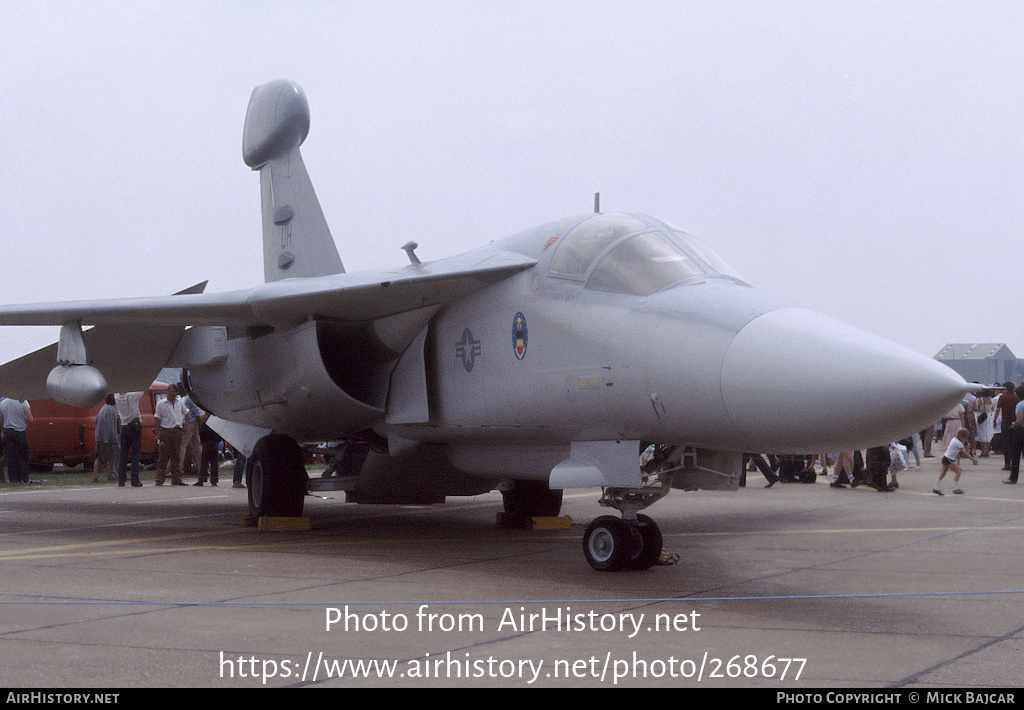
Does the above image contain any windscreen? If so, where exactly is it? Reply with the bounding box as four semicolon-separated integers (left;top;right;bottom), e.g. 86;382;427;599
586;231;704;296
548;213;647;278
672;230;746;282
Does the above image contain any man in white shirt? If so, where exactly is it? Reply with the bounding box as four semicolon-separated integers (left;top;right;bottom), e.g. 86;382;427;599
115;391;145;487
154;384;187;486
0;398;33;483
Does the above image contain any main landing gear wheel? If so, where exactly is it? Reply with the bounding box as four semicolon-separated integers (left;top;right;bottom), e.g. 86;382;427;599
501;480;563;525
583;514;664;572
247;434;307;519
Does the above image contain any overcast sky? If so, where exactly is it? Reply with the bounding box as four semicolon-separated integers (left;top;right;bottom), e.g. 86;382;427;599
1;1;1022;363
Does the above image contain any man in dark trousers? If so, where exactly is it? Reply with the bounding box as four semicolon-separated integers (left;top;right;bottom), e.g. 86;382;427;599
995;382;1019;471
0;398;32;483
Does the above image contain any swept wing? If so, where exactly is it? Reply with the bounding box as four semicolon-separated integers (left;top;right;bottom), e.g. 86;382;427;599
0;250;535;328
0;249;535;398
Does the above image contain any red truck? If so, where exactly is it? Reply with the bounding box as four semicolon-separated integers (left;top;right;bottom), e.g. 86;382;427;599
24;382;169;471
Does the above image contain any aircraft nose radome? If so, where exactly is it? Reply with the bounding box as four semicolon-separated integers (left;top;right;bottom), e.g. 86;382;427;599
719;308;971;453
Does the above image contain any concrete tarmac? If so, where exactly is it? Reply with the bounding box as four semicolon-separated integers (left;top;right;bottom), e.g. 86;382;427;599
0;453;1022;688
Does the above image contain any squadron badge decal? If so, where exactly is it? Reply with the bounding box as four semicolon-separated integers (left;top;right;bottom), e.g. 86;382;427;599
513;312;528;360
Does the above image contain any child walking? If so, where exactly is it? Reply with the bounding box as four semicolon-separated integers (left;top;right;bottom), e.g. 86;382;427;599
934;428;978;496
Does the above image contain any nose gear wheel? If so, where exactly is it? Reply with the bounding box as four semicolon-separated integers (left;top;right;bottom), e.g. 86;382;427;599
583;513;663;572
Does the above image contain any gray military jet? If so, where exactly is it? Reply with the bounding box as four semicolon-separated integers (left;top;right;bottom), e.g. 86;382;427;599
0;80;971;571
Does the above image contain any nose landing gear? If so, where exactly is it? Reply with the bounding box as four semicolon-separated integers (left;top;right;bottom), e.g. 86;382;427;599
582;485;669;572
583;513;663;571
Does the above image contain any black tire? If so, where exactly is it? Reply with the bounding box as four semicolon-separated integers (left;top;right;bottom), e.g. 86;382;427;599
247;434;306;519
624;514;663;571
583;516;633;572
502;480;563;524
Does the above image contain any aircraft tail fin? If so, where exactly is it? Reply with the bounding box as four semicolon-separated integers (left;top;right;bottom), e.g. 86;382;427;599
243;80;345;283
175;280;208;295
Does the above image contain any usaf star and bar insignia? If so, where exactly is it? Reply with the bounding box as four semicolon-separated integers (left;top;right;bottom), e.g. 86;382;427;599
455;312;528;372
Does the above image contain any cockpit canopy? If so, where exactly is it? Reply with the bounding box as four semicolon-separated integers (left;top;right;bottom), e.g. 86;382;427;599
547;213;746;296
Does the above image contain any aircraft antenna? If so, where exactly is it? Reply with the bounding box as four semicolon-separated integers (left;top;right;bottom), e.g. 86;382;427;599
401;241;422;265
594;192;600;214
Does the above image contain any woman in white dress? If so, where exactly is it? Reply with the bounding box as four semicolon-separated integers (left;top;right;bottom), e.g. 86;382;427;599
975;390;994;457
941;403;965;453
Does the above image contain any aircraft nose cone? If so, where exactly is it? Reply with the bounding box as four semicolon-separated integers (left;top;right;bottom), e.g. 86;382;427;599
720;308;971;452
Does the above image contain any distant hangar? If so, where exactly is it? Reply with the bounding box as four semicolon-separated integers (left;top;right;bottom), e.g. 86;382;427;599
935;343;1024;386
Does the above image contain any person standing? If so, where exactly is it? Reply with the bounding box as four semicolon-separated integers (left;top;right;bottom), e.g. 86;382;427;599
832;451;856;488
1006;385;1024;485
920;423;936;458
995;382;1018;470
905;434;921;468
865;445;894;492
92;394;119;482
194;415;222;486
232;447;247;489
743;453;778;487
154;384;187;486
179;394;204;480
0;398;32;483
974;389;994;457
115;391;145;487
0;396;5;481
963;389;978;454
941;402;965;453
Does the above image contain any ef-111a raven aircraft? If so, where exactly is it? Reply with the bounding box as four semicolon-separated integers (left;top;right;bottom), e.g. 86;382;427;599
0;80;971;571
